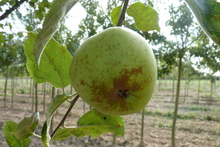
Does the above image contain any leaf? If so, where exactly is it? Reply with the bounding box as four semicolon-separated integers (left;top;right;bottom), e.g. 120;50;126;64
3;120;32;147
110;5;122;26
127;2;160;32
41;122;50;147
52;109;124;141
185;0;220;46
13;112;39;140
24;33;72;88
42;94;72;146
34;0;79;65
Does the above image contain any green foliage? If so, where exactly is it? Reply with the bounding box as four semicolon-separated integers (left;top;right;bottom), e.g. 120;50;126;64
155;2;201;77
127;2;160;32
53;22;76;55
182;60;200;79
0;32;26;76
42;94;71;146
2;0;164;146
72;0;117;47
185;0;220;46
12;113;39;140
187;105;209;111
0;33;17;68
4;120;31;147
0;0;51;31
110;5;122;26
18;88;26;94
190;33;220;75
34;0;78;64
3;113;39;147
52;109;124;140
24;33;72;88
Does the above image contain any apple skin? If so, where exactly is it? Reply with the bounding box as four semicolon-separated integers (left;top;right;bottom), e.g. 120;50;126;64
69;27;157;116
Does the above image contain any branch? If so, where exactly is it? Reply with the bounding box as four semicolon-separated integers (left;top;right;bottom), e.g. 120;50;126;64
186;29;203;49
50;95;79;138
0;0;27;21
116;0;129;26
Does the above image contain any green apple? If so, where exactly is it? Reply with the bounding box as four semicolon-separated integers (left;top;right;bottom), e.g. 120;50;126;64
69;27;157;116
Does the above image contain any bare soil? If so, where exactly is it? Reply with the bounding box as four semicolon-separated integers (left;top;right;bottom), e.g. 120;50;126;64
0;79;220;147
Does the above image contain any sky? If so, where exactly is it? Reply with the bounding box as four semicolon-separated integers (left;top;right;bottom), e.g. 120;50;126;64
64;0;220;76
1;0;219;76
65;0;173;36
0;0;178;37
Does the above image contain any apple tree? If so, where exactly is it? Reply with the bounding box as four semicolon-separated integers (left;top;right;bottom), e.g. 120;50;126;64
190;34;220;103
3;0;160;146
186;0;220;104
0;32;21;108
163;1;202;146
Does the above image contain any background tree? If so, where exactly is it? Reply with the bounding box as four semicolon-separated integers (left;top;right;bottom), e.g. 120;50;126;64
181;60;200;102
71;0;118;48
53;19;78;55
0;0;51;27
191;33;220;103
164;1;202;146
0;33;21;107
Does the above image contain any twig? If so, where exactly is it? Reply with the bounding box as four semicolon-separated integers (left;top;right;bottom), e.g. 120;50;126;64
50;95;79;138
0;0;27;21
116;0;129;26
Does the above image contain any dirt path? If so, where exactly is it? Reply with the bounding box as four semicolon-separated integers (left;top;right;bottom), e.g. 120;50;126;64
0;93;220;147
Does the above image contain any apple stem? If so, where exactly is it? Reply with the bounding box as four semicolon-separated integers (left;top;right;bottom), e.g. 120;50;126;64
50;95;79;138
116;0;129;26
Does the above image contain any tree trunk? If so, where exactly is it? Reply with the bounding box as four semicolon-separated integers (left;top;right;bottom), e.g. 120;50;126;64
32;80;35;112
43;82;46;113
172;77;175;102
210;80;214;104
197;78;200;103
11;76;15;109
184;79;187;102
30;78;32;97
112;134;116;147
4;66;9;107
158;78;161;91
186;80;190;96
139;107;145;147
35;82;38;112
172;56;183;147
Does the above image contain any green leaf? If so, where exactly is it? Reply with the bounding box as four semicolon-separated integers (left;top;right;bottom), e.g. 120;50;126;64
185;0;220;46
13;113;39;140
52;109;124;141
8;34;13;40
17;32;23;38
34;0;79;65
127;2;160;32
24;33;72;88
26;26;33;31
47;94;72;119
110;5;122;26
41;122;50;147
3;120;32;147
42;94;72;146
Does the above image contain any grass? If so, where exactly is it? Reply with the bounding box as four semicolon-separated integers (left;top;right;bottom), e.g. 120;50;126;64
182;105;210;111
158;87;173;91
19;88;26;94
215;97;220;101
145;110;196;120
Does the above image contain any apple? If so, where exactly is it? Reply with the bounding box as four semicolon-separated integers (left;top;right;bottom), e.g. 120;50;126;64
69;27;157;116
